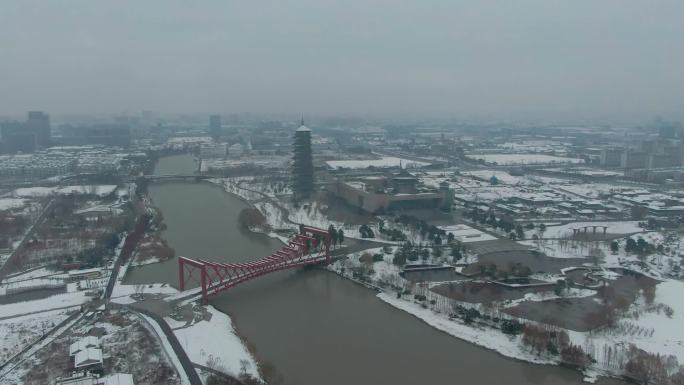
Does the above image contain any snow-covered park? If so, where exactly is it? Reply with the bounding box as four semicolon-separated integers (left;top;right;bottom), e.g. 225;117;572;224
467;153;585;165
326;156;430;170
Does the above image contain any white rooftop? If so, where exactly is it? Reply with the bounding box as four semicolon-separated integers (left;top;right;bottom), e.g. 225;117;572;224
74;347;103;368
99;373;135;385
68;268;102;277
69;336;101;355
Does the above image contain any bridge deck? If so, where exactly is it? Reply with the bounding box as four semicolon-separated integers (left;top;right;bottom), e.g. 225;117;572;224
178;226;331;304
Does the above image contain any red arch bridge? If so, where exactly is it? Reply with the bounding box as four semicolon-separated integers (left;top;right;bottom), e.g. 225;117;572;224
178;226;331;304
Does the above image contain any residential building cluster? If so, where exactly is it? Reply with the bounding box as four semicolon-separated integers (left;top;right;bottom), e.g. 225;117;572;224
0;146;143;180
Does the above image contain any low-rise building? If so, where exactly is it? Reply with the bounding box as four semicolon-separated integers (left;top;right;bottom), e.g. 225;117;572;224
199;143;227;159
621;150;649;169
329;170;452;213
73;347;103;370
600;148;623;167
69;336;101;356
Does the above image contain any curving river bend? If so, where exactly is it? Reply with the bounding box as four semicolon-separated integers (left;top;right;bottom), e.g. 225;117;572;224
126;155;624;385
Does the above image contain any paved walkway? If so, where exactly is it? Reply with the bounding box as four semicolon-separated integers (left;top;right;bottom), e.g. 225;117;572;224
133;307;203;385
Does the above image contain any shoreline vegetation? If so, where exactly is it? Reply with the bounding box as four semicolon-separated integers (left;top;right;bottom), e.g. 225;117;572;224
134;171;681;385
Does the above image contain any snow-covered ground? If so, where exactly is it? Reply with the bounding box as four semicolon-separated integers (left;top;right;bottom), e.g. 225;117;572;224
0;309;71;365
0;277;65;295
12;185;117;198
522;230;683;280
0;312;84;383
568;280;684;371
543;221;643;239
544;168;623;178
138;313;191;385
2;267;62;284
0;290;91;318
467;154;584;165
377;293;556;365
171;305;261;380
438;224;497;243
0;198;26;211
110;283;179;304
326;156;429;170
462;170;534;185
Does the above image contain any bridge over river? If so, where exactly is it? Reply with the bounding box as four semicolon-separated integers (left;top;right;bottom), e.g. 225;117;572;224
177;226;331;304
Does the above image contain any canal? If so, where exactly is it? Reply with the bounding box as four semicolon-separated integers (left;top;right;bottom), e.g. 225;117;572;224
126;154;623;385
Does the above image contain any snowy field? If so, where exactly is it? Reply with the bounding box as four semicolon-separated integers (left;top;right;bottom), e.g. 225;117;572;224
569;280;684;370
543;221;643;239
438;224;497;243
554;183;628;199
326;156;429;170
544;168;623;177
0;309;71;365
0;277;65;295
171;305;261;380
463;170;534;185
0;290;90;318
498;140;572;153
110;283;179;304
467;154;584;165
12;185;117;198
0;198;26;211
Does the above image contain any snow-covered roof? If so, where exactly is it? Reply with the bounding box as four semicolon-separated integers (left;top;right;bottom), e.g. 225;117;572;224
53;373;99;385
68;268;102;277
74;347;103;368
296;125;311;132
69;336;101;355
99;373;134;385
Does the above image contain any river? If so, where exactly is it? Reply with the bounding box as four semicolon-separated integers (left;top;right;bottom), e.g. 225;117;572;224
126;154;623;385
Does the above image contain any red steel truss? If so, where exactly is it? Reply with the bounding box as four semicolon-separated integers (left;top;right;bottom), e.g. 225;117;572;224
178;225;331;304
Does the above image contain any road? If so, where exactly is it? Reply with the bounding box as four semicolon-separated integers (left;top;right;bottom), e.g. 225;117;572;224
133;307;204;385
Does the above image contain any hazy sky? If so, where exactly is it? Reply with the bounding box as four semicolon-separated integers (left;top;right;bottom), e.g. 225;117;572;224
1;1;683;122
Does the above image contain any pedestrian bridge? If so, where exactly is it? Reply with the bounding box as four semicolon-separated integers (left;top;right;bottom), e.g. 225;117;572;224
141;174;211;182
178;226;331;304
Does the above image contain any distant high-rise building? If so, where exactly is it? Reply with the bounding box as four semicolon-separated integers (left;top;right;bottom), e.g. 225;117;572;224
27;111;51;148
209;115;221;138
600;148;623;167
1;121;36;153
292;118;314;198
621;150;649;169
658;123;678;139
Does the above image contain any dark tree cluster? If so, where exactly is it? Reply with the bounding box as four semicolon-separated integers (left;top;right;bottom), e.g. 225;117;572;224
327;224;345;248
522;324;570;356
377;220;407;241
358;224;375;238
237;208;270;230
395;215;446;241
560;344;591;368
625;237;657;255
466;208;516;234
392;241;423;265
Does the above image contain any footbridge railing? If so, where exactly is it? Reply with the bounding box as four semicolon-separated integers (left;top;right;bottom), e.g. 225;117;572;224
178;226;331;304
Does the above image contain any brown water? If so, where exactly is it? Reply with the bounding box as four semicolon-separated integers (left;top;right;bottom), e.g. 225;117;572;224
127;155;624;385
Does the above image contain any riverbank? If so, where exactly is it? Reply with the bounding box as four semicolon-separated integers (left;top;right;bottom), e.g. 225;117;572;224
206;177;590;379
135;155;629;385
111;269;261;383
210;175;638;384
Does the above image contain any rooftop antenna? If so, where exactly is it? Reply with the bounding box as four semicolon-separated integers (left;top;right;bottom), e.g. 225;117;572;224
300;114;305;126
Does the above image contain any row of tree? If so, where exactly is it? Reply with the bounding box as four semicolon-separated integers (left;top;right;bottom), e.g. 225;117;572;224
327;225;345;247
466;207;535;240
